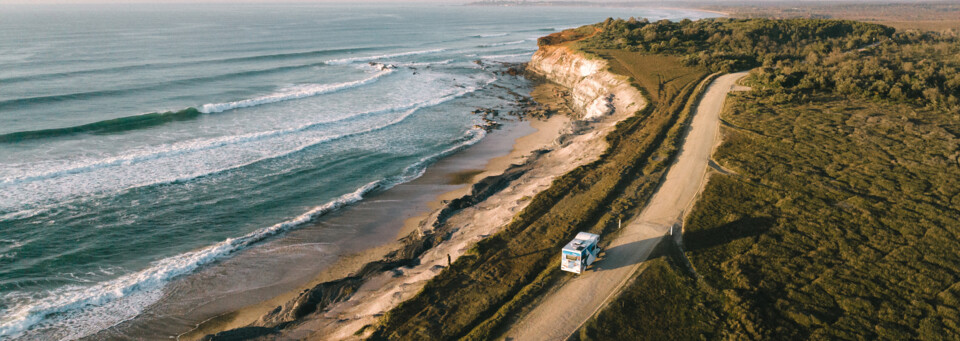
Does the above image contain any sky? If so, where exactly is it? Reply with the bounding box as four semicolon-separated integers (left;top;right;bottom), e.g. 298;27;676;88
4;0;926;5
4;0;463;4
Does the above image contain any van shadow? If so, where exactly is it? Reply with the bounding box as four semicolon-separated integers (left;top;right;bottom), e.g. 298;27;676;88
590;236;664;272
683;216;775;251
589;216;775;273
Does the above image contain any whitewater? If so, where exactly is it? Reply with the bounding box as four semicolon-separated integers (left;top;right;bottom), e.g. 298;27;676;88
0;3;717;339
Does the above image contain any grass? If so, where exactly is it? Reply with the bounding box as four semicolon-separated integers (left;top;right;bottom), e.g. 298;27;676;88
576;245;719;341
578;91;960;339
690;93;960;339
591;51;708;105
367;35;709;340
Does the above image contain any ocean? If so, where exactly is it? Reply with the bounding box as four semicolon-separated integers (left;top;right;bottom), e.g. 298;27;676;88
0;4;717;339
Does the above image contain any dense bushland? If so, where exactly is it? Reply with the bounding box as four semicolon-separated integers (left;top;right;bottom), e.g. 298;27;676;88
579;17;960;113
579;18;960;340
580;18;895;72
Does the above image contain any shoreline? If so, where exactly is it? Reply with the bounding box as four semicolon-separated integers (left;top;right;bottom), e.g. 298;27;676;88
465;2;730;17
661;6;729;17
180;93;573;340
395;115;570;239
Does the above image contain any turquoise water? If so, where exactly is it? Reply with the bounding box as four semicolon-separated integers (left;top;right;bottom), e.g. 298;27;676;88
0;4;716;339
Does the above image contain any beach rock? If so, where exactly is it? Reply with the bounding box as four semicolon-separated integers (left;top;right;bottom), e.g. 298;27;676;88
367;62;397;71
261;277;363;323
247;232;432;329
201;326;280;341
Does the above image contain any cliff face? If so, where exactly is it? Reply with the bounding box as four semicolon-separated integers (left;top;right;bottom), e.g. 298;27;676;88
528;46;645;120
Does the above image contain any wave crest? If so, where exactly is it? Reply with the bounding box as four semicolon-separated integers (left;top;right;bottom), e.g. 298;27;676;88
0;70;393;144
199;69;393;114
0;127;487;340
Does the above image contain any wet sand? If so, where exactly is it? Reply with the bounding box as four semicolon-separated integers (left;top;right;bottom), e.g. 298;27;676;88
394;114;570;239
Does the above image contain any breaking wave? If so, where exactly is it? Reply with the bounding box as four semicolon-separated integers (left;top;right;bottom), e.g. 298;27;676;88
0;108;203;143
324;48;447;65
0;76;497;211
198;69;394;113
0;126;487;340
0;46;385;85
0;70;394;144
477;40;529;48
471;33;509;38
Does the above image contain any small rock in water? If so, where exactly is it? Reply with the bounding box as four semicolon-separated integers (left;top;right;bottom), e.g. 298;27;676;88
367;62;397;71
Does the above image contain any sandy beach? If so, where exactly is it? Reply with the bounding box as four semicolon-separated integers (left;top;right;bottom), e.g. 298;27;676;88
177;92;573;340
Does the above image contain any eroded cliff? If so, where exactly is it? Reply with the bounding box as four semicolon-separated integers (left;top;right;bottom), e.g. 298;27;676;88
528;45;645;121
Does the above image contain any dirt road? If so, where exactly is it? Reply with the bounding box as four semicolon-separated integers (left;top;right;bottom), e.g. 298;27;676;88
502;72;749;341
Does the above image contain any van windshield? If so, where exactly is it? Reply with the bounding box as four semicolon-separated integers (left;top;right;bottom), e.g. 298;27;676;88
565;254;578;261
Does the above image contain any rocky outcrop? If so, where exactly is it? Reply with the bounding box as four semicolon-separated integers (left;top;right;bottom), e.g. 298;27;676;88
207;161;534;337
527;46;645;121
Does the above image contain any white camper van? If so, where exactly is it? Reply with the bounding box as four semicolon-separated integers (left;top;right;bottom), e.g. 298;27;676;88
560;232;601;274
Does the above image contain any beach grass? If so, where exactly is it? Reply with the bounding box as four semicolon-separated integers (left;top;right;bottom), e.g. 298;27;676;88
576;245;719;341
588;51;706;105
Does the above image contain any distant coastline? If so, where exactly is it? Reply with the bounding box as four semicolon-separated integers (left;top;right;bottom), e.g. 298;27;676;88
465;1;731;17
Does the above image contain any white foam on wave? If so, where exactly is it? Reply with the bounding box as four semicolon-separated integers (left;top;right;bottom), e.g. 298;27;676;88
0;75;493;195
0;69;396;187
472;33;509;38
150;80;494;191
478;40;530;48
0;125;488;340
198;69;393;114
0;65;501;338
0;208;48;222
392;59;455;67
324;48;447;66
0;239;23;249
0;239;22;261
479;52;536;61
